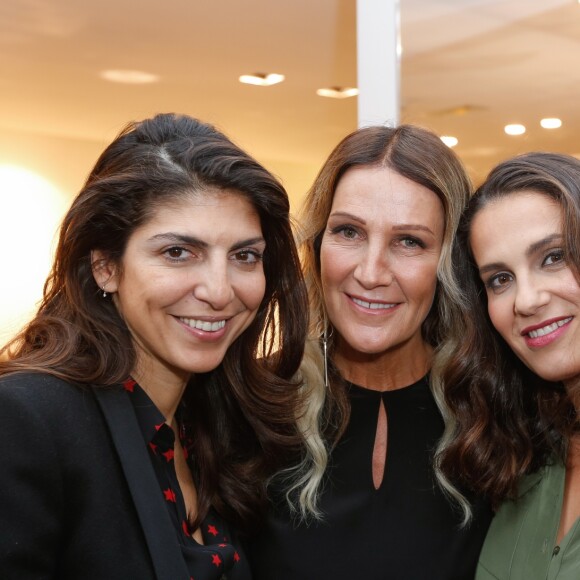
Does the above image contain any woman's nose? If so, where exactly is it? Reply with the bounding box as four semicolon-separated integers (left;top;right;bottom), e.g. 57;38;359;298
513;276;550;317
192;258;235;309
353;246;394;289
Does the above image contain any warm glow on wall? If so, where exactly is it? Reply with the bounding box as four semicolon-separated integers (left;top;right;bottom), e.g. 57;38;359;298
0;165;69;347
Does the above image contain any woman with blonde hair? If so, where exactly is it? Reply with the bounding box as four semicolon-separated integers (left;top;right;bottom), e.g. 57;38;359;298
248;124;491;579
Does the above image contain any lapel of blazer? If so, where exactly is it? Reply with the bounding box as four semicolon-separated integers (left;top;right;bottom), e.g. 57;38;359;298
93;386;190;580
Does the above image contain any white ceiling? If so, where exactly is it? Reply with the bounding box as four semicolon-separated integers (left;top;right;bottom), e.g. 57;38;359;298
1;0;579;195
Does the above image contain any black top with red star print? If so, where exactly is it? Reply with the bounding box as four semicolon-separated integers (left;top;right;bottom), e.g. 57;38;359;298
123;378;251;580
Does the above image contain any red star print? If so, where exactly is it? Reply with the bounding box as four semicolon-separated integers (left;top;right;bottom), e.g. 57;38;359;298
148;442;157;454
211;554;222;567
234;552;240;562
123;378;136;392
182;520;190;536
155;422;165;431
218;543;227;548
163;488;176;502
207;524;219;537
162;449;175;462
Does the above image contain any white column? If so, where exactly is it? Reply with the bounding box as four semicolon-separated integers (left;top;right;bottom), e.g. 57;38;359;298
356;0;401;128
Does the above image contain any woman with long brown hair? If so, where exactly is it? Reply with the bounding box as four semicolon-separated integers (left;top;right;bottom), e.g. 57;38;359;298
0;113;309;579
438;152;580;579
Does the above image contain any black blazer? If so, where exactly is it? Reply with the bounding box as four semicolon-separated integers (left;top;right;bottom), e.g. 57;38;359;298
0;373;190;580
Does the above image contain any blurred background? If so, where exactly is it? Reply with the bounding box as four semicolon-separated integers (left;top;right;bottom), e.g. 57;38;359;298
1;0;579;345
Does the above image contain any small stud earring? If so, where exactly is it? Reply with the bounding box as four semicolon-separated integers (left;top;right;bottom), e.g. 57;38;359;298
101;287;107;298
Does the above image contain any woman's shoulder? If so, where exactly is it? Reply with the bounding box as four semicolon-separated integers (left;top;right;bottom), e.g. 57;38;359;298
0;372;116;463
0;371;97;415
487;461;563;529
0;370;86;392
476;462;564;580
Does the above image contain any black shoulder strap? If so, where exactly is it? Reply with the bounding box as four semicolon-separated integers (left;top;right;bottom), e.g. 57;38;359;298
93;387;190;580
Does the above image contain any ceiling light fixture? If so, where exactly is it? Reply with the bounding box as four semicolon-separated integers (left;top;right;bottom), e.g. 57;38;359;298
504;124;526;136
440;136;458;148
239;73;285;86
100;69;159;84
316;87;359;99
540;117;562;129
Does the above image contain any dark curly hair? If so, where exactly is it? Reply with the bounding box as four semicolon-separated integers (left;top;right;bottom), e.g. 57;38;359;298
437;152;579;513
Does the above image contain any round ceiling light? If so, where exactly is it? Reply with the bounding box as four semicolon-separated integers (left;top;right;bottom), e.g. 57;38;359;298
540;118;562;129
440;135;458;148
239;73;285;86
316;87;359;99
504;124;526;136
100;69;159;84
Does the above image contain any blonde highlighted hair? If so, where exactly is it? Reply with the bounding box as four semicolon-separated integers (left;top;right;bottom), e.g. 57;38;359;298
286;124;473;520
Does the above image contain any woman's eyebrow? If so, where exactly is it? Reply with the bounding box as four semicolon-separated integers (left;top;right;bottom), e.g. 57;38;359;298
526;233;562;257
478;261;507;276
392;224;435;236
148;232;266;249
478;234;563;275
328;211;365;224
328;214;435;236
149;232;207;247
230;237;266;250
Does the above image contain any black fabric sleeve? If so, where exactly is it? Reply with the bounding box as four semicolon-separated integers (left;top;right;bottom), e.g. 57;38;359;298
0;381;64;579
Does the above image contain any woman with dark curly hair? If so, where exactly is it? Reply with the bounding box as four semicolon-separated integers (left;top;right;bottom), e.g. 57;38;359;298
0;113;309;579
438;152;580;579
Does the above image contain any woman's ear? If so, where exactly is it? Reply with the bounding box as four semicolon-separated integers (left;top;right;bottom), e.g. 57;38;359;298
91;250;119;295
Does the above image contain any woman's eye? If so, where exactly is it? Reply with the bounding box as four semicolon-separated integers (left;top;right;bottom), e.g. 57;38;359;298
164;246;189;260
395;236;426;250
330;225;358;239
487;272;512;290
402;237;421;248
233;250;263;264
543;250;564;266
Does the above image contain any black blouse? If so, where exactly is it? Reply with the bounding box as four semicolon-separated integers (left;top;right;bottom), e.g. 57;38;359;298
247;376;491;580
124;378;251;580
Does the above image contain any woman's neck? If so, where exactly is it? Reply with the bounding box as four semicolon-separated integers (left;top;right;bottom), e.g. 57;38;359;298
131;360;190;424
333;337;432;392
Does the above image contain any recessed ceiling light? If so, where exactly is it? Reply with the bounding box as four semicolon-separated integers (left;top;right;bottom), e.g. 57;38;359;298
239;73;285;86
440;136;458;148
540;117;562;129
504;124;526;136
316;87;359;99
100;69;159;84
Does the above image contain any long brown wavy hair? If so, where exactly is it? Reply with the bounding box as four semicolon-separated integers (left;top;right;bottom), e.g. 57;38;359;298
0;113;309;534
437;152;579;511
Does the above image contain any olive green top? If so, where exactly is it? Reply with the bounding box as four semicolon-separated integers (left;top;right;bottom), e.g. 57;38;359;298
476;461;580;580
